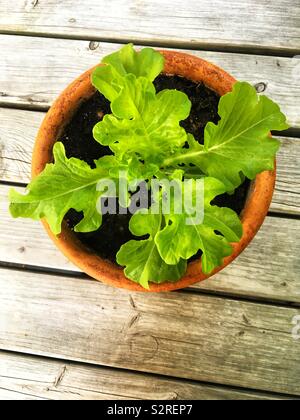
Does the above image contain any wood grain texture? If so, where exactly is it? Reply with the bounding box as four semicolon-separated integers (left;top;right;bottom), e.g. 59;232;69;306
0;268;300;395
193;218;300;301
0;0;299;54
0;108;44;184
272;137;300;216
0;184;77;272
0;0;299;400
1;184;299;303
0;388;45;400
1;107;299;216
1;351;288;400
0;35;300;127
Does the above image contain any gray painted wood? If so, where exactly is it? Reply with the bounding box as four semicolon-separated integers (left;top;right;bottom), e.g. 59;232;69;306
0;0;299;54
0;268;300;395
1;351;288;400
0;35;299;128
1;184;299;304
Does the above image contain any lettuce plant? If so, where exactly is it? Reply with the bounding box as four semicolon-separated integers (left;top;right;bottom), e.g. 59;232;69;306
9;44;289;289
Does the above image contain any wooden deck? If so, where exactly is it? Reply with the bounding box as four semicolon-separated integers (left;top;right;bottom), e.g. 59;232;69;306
0;0;299;400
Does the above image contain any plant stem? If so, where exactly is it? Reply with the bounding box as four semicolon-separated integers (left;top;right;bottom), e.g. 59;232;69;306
162;150;205;167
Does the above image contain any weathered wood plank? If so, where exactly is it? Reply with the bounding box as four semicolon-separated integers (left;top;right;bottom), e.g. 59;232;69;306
0;388;45;400
0;35;300;127
272;138;300;216
0;109;44;184
1;351;287;400
0;268;299;395
0;0;299;54
1;108;300;216
1;184;299;303
193;216;300;301
0;184;77;272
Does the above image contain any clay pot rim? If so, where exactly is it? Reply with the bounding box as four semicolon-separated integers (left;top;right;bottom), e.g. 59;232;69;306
32;50;276;292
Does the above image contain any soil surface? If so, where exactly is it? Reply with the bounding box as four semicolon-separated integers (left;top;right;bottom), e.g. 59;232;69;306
61;75;250;262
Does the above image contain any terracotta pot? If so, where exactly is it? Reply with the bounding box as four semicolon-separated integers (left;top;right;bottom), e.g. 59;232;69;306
32;50;276;292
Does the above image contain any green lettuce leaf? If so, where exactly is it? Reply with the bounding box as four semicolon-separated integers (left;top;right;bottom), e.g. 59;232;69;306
102;43;164;82
93;76;191;164
116;210;187;289
9;143;118;235
92;44;164;103
155;177;243;274
109;74;155;120
92;43;191;167
163;82;289;190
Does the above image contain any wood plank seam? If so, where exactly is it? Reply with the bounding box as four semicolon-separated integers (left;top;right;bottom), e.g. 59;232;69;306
1;36;300;129
0;30;299;58
0;261;299;309
1;182;299;304
0;0;299;55
1;108;299;216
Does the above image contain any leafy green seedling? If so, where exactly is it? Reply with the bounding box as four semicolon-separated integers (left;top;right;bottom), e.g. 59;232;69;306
9;44;289;288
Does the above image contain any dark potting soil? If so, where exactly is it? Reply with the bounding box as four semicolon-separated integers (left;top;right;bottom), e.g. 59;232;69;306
61;75;250;262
